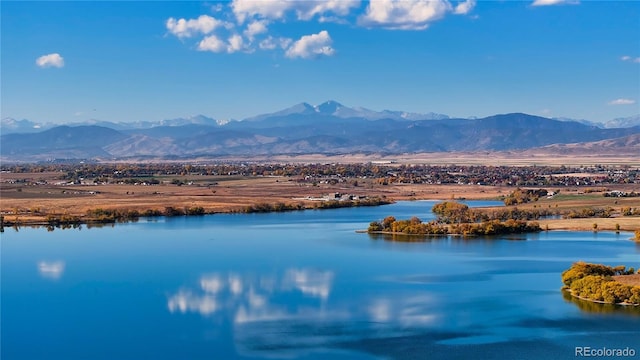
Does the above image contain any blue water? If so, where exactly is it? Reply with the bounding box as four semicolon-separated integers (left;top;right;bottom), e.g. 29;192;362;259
2;201;639;360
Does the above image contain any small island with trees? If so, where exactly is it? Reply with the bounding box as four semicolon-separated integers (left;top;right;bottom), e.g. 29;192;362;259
562;262;640;306
367;201;542;236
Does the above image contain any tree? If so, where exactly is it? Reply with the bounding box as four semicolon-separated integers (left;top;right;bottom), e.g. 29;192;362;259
368;221;382;232
382;216;396;231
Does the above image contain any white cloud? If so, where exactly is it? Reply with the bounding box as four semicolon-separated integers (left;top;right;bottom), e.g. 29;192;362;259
197;34;246;53
166;15;226;38
228;34;245;53
531;0;579;6
232;0;292;23
198;34;227;52
454;0;476;15
36;53;64;68
211;3;224;12
358;0;454;30
285;30;335;59
295;0;361;21
608;98;636;105
244;20;269;40
259;36;292;50
621;55;640;63
174;0;478;58
231;0;360;23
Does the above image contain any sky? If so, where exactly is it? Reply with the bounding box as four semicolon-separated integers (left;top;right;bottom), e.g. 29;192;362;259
2;0;639;124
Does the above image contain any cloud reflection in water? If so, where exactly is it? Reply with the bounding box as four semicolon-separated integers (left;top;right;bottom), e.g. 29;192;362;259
37;261;65;280
167;268;439;357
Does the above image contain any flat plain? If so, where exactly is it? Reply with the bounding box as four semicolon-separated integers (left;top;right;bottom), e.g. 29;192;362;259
1;154;639;232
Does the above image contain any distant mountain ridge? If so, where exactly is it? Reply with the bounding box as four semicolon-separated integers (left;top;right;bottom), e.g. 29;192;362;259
243;100;450;123
1;102;639;161
0;114;228;134
552;114;640;129
2;101;638;134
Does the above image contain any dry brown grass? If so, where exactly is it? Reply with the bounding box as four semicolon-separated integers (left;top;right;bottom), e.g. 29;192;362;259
0;178;500;218
613;274;640;287
538;218;640;232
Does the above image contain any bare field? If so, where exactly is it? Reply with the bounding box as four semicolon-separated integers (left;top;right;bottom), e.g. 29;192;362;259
538;218;640;232
1;177;504;219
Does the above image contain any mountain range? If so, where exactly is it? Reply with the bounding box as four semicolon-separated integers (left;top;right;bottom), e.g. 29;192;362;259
2;100;638;134
1;101;639;161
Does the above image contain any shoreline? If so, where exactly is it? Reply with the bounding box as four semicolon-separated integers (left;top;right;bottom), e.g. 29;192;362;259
563;288;640;307
1;199;394;230
3;203;637;236
362;229;637;238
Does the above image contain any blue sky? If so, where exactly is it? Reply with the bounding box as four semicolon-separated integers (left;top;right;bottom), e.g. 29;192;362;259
2;0;639;124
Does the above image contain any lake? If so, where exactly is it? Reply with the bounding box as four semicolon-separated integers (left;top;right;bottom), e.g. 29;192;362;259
2;201;639;360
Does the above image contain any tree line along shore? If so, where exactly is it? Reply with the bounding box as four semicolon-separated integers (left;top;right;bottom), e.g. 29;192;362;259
0;196;392;231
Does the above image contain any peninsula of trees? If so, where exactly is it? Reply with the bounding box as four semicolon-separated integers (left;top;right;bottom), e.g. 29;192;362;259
562;262;640;306
368;201;542;236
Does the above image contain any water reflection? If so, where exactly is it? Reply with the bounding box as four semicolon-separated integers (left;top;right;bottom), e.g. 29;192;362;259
283;268;333;300
561;290;640;316
368;233;433;243
37;261;65;280
168;268;439;357
368;233;528;243
168;269;336;319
